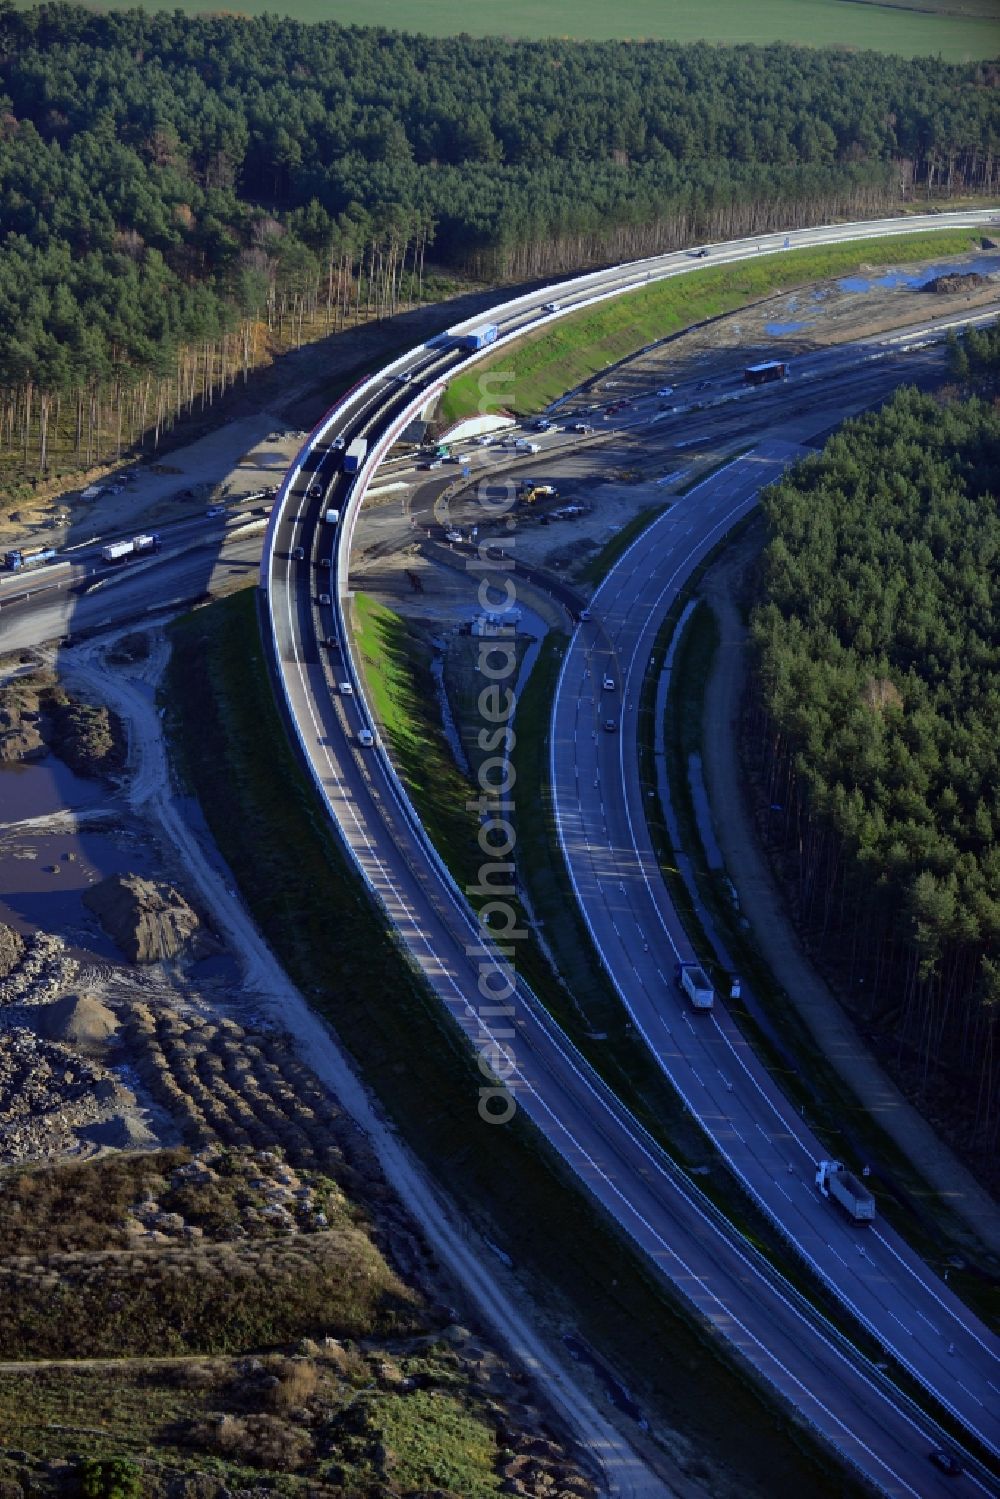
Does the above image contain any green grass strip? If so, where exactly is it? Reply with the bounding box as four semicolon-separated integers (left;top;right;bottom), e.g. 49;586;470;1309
439;230;979;421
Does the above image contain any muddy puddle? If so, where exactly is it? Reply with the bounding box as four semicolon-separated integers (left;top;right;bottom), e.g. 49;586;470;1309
838;251;1000;295
0;758;149;961
0;754;105;822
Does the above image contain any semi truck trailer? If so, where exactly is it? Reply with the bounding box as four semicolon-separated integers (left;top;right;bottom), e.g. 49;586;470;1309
456;323;499;351
100;533;160;563
744;361;789;386
3;546;57;572
678;962;714;1011
815;1160;875;1223
343;438;367;473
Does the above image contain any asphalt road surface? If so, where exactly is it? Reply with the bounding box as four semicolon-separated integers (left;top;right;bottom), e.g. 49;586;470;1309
550;439;1000;1453
259;212;1000;1496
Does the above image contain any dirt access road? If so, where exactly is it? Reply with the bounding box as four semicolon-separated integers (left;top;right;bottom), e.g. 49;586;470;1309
60;629;674;1499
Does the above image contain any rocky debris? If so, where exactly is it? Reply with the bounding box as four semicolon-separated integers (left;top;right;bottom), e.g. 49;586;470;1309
0;1027;109;1166
118;1145;335;1244
84;874;202;963
924;271;992;295
47;694;124;778
0;682;46;763
0;932;78;1006
126;1005;361;1177
106;632;151;665
0;925;25;979
36;993;119;1056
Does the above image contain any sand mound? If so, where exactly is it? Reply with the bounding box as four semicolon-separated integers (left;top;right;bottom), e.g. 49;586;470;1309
77;1114;156;1149
40;993;119;1053
84;874;201;963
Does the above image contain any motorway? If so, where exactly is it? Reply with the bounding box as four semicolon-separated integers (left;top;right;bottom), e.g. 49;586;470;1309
551;435;1000;1441
0;505;270;650
4;211;997;1494
256;212;1000;1496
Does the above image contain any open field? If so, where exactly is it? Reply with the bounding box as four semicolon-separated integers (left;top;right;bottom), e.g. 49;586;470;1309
439;230;982;424
69;0;1000;59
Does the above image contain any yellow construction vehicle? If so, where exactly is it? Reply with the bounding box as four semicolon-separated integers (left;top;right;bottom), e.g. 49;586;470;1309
519;483;558;504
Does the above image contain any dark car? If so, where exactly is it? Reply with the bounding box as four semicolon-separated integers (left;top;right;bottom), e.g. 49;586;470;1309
308;482;324;499
928;1450;963;1478
603;717;617;733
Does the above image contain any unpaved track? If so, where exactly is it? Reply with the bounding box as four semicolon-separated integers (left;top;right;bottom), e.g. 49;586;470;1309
58;628;674;1499
699;544;1000;1257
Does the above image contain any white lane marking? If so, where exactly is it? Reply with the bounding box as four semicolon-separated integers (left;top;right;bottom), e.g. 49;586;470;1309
872;1230;1000;1363
269;218;995;1487
549;450;1000;1436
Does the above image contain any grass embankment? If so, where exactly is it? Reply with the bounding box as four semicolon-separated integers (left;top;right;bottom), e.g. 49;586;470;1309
0;1155;553;1499
166;589;854;1498
0;1347;509;1498
439;229;980;423
653;593;1000;1328
0;1148;417;1361
352;591;480;877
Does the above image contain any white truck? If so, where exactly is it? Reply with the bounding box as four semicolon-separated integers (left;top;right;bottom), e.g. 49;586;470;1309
343;438;367;473
456;322;499;351
100;533;160;564
324;509;340;525
678;962;714;1011
815;1160;875;1223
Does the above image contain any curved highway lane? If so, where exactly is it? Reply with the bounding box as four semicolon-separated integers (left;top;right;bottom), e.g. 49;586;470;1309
261;210;1000;1497
549;442;1000;1455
